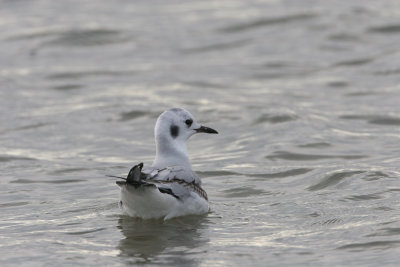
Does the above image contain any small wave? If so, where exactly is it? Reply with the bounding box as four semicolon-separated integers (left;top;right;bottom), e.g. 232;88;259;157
53;84;83;91
346;193;382;201
249;168;313;180
0;155;36;162
266;151;366;161
10;179;86;184
307;171;365;191
369;117;400;126
222;186;267;198
220;13;316;33
326;81;349;88
311;218;342;226
255;114;298;124
0;123;51;135
297;142;331;148
375;206;395;211
327;33;362;42
340;115;400;126
362;171;389;181
337;240;400;250
180;80;226;89
197;170;239;177
333;58;373;67
66;227;107;235
46;69;136;80
368;24;400;34
58;222;83;227
0;201;30;208
374;68;400;76
182;39;250;53
40;29;127;47
345;91;379;97
252;69;317;80
49;167;91;175
119;110;152;121
369;228;400;237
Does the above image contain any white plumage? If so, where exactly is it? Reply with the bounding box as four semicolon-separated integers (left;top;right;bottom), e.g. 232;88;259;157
116;108;218;220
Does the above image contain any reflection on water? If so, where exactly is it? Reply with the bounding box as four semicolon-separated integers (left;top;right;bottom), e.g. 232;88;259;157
117;215;209;265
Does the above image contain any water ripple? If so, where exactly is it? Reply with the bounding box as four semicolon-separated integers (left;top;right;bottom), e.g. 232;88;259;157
220;13;317;33
327;33;363;42
266;151;366;161
182;39;250;53
254;114;298;124
0;202;30;208
362;171;389;181
10;179;86;184
368;228;400;237
49;168;91;175
53;84;83;91
346;193;382;201
333;58;373;67
29;29;128;47
311;218;342;226
119;110;152;122
66;228;107;235
249;168;313;180
46;69;136;80
307;171;365;191
337;240;400;250
197;170;240;177
297;142;331;148
327;81;348;88
340;115;400;126
222;187;267;198
368;24;400;34
0;155;36;162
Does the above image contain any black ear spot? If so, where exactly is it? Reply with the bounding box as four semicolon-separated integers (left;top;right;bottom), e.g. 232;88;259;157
170;125;179;138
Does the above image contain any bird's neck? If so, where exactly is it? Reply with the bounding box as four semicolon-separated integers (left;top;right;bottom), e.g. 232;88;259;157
153;135;191;169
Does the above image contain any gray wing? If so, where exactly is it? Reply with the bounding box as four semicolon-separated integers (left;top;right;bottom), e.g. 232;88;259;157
116;163;205;201
142;165;201;185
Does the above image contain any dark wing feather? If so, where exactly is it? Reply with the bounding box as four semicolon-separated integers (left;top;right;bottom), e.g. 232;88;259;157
157;187;180;199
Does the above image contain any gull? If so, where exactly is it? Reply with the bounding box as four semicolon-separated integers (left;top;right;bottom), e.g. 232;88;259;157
115;108;218;220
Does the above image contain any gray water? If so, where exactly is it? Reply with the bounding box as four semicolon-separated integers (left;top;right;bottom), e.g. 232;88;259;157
1;0;400;266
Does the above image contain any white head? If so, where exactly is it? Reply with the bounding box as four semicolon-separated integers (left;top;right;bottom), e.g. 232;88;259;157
152;108;218;169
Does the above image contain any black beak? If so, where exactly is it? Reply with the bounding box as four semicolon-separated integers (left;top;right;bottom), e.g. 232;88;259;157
195;125;218;134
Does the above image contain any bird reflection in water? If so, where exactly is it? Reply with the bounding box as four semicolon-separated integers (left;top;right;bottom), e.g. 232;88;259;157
117;215;210;265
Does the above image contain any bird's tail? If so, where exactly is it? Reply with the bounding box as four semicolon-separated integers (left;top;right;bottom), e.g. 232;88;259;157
126;162;143;183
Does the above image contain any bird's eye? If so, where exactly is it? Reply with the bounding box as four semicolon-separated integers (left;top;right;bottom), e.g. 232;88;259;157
185;119;193;127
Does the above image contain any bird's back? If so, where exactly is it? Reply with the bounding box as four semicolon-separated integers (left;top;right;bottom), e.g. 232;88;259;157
118;163;209;220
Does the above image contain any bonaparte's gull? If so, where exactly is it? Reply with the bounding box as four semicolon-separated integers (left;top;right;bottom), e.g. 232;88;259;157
115;108;218;220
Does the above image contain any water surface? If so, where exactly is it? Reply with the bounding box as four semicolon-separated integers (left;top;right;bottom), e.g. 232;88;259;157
1;0;400;266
